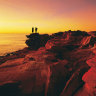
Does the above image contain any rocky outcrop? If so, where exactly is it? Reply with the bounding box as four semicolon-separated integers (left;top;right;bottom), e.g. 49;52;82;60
45;31;96;53
80;36;96;48
88;31;96;37
26;33;50;50
26;31;96;50
0;30;96;96
26;33;41;49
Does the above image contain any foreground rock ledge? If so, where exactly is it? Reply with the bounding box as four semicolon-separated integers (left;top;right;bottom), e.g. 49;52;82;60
0;31;95;96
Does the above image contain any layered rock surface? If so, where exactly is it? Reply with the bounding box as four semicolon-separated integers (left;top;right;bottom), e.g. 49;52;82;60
0;31;96;96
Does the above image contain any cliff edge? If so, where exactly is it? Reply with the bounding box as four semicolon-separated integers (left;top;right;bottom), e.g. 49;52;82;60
0;30;96;96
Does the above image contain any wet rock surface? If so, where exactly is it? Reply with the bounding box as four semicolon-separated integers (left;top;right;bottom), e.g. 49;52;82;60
0;31;96;96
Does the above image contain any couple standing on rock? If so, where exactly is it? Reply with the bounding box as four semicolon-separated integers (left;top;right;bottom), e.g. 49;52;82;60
32;27;38;33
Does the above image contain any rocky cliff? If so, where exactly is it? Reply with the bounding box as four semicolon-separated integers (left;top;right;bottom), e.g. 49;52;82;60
0;30;96;96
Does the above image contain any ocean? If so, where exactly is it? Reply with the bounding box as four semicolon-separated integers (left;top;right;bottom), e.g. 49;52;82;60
0;33;28;56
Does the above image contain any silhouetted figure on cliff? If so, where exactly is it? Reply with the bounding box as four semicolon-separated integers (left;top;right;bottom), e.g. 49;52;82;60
35;27;38;33
32;27;34;33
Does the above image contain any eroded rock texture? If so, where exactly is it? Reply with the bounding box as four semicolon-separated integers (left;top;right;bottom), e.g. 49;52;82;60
0;31;96;96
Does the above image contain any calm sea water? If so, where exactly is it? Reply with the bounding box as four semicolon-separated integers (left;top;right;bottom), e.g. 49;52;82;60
0;33;28;56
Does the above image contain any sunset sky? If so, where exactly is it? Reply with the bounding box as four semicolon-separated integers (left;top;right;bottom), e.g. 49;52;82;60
0;0;96;34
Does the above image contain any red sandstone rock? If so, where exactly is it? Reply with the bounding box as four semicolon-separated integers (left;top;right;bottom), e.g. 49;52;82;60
0;31;95;96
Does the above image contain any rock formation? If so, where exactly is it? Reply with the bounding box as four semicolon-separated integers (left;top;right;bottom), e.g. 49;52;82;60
0;30;96;96
26;33;50;50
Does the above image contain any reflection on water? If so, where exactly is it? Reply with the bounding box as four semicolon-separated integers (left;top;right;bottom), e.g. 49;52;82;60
0;33;27;56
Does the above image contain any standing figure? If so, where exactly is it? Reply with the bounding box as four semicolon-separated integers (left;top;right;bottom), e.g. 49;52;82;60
35;27;38;33
32;27;34;33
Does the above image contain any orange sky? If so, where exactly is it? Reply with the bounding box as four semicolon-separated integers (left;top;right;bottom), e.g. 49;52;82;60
0;0;96;34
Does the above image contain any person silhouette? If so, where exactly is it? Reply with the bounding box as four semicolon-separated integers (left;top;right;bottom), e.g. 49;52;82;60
35;27;38;33
32;27;34;33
